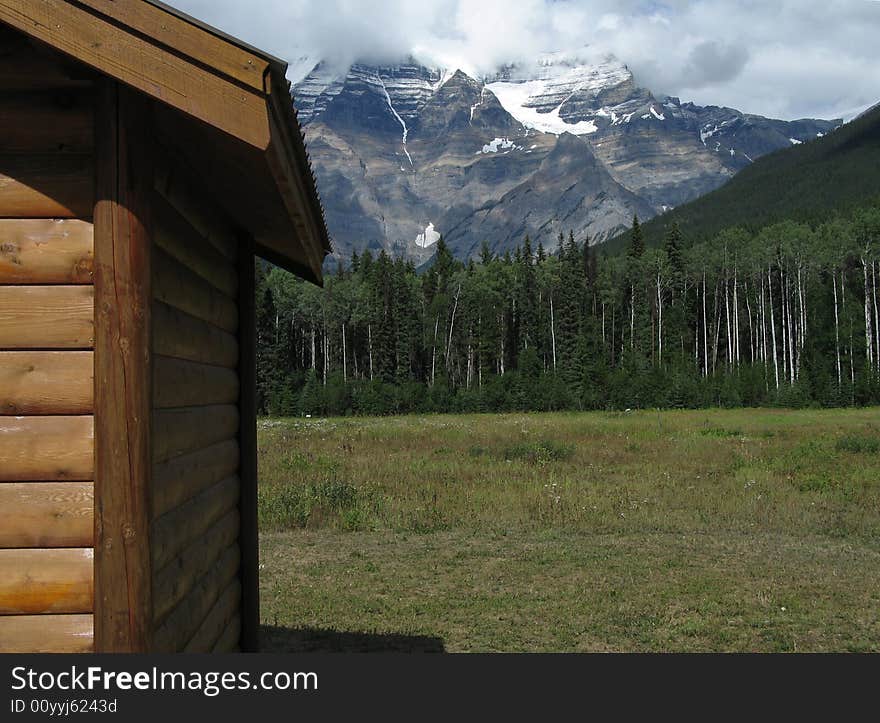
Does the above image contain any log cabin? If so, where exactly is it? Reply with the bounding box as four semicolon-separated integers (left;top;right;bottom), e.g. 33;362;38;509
0;0;330;653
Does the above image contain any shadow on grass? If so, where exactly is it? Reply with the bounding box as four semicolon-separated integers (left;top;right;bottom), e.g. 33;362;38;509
260;625;445;653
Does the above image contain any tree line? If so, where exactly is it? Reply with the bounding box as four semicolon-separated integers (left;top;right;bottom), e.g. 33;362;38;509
256;203;880;416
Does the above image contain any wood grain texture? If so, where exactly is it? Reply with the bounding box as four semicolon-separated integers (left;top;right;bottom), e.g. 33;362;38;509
0;286;94;349
0;91;94;154
93;82;153;653
152;356;239;411
0;351;93;415
0;548;93;614
74;0;267;91
152;508;239;623
152;405;239;463
151;475;239;571
151;439;240;520
0;219;94;284
0;415;94;481
153;195;238;297
0;482;93;548
0;0;271;149
0;614;93;653
153;246;237;333
152;544;239;653
187;579;241;653
0;153;94;218
152;301;238;368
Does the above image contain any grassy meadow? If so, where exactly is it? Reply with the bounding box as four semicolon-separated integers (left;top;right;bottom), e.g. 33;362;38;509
257;408;880;652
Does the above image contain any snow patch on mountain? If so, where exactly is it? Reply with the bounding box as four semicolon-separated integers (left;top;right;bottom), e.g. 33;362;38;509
479;137;521;154
486;80;599;135
484;54;630;136
414;223;441;248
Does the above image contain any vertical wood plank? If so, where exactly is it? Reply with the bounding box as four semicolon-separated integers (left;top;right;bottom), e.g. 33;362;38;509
238;238;258;652
93;81;153;652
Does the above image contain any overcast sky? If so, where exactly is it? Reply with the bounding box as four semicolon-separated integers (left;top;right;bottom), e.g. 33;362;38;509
170;0;880;120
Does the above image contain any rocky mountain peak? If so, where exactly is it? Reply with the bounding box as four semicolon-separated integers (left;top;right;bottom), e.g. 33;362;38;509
293;54;842;265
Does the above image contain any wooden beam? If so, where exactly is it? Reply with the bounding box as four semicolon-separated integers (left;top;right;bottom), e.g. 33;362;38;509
0;351;93;415
265;88;326;282
0;614;93;653
152;301;239;368
238;237;259;652
151;544;239;653
0;482;93;548
152;508;239;623
154;155;239;262
0;219;94;285
152;356;239;410
0;548;93;614
0;415;93;482
187;579;241;653
93;82;153;653
0;286;94;348
75;0;270;92
153;194;238;296
151;439;240;520
0;153;94;218
150;475;239;570
0;0;271;149
153;246;238;333
152;404;239;462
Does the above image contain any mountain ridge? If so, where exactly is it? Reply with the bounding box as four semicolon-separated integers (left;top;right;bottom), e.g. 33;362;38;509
293;55;840;264
604;102;880;253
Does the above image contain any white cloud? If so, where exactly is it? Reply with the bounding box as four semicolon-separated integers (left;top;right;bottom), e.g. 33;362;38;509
167;0;880;120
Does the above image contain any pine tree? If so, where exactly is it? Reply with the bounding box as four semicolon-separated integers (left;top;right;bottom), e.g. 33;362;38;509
629;215;645;259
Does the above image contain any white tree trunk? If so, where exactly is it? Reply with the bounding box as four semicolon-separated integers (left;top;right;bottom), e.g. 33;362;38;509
702;272;709;377
733;267;740;365
768;267;780;390
657;272;663;366
833;273;842;387
368;323;374;381
342;322;347;383
724;279;732;368
630;284;635;350
549;293;557;370
863;258;873;369
871;261;880;371
446;284;461;368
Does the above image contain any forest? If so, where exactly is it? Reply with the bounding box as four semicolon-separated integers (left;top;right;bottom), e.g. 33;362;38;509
255;203;880;416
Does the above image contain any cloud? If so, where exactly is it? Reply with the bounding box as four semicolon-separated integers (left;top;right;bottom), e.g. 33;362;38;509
167;0;880;120
681;42;750;89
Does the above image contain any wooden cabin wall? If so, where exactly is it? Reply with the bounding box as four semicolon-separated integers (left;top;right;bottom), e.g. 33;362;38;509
0;33;95;653
149;153;244;653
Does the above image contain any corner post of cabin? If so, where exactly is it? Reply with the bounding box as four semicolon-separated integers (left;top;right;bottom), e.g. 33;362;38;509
237;236;259;652
93;79;154;653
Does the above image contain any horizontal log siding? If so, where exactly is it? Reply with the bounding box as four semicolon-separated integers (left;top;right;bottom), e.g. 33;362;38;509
149;176;241;653
0;73;95;652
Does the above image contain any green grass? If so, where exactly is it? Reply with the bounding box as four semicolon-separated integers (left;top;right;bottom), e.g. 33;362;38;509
258;408;880;652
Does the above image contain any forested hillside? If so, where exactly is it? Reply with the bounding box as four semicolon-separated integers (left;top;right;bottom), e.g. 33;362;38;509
256;203;880;415
607;105;880;253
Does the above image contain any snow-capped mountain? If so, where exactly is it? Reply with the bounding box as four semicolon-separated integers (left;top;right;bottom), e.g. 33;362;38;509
293;54;841;263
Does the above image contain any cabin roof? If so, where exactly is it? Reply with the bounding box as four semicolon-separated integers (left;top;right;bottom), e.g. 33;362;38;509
0;0;331;283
